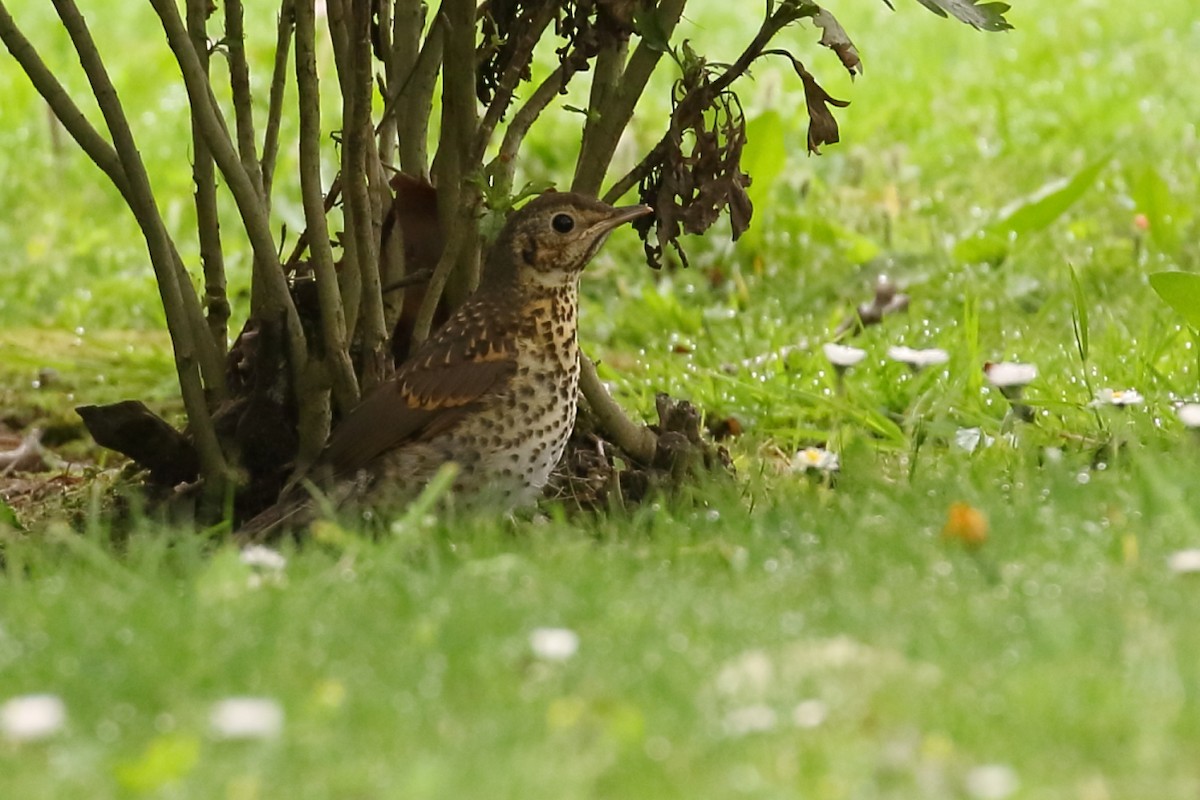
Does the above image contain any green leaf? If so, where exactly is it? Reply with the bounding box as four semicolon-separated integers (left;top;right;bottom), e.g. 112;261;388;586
633;6;672;53
911;0;1013;31
1149;272;1200;330
954;156;1110;263
997;156;1109;236
1129;165;1190;255
952;230;1010;265
1069;263;1089;362
0;498;19;529
740;111;787;246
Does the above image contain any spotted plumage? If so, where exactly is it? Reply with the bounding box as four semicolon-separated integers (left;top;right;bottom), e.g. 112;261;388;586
239;192;651;538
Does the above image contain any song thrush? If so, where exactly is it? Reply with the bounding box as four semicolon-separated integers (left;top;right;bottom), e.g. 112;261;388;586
240;192;651;537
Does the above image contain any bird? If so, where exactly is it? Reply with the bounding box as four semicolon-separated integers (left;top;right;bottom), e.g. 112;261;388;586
239;191;652;538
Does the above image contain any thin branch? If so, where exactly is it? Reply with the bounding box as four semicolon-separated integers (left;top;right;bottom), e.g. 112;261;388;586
486;55;584;200
376;0;397;164
261;0;296;201
420;0;479;339
388;8;443;177
295;0;360;414
186;0;229;359
341;0;388;390
147;0;301;338
412;223;467;346
572;0;688;196
324;0;362;340
47;0;230;488
223;0;264;199
147;0;330;465
381;267;434;293
277;6;440;276
571;37;627;193
471;4;556;161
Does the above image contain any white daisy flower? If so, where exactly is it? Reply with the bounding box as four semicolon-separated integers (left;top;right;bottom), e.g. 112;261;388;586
822;343;867;368
529;627;579;662
954;427;994;453
965;764;1020;800
1092;388;1144;407
209;697;284;740
791;699;828;729
1177;403;1200;428
239;545;286;571
1167;549;1200;574
984;361;1037;388
723;704;778;737
790;447;840;473
1;694;67;742
887;345;949;369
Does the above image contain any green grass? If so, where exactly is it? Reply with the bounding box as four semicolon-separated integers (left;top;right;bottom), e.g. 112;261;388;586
4;0;1200;797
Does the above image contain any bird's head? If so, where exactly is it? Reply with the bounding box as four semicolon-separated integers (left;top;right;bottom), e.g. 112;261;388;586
487;192;652;289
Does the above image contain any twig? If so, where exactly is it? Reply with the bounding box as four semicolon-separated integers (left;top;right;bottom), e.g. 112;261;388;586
296;0;359;415
186;0;229;359
48;0;230;489
261;0;296;202
381;268;434;293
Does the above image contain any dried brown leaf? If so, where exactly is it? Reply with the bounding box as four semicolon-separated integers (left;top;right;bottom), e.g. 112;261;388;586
813;8;862;77
797;65;850;154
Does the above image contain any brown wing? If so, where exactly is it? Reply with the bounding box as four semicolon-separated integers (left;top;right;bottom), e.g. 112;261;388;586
321;300;519;476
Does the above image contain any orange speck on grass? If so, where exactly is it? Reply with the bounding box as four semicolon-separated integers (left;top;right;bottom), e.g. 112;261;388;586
942;502;988;548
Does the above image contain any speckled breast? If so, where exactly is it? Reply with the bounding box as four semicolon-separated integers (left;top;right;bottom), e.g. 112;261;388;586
372;284;580;511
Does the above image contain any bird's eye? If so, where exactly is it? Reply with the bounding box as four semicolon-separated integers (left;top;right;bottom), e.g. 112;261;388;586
551;213;575;233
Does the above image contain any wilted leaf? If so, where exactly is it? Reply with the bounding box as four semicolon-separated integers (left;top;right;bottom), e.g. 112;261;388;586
764;50;850;154
911;0;1012;31
634;45;754;267
1149;272;1200;330
799;68;850;154
813;9;862;76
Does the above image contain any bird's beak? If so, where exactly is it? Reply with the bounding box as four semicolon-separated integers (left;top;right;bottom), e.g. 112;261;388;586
589;204;654;236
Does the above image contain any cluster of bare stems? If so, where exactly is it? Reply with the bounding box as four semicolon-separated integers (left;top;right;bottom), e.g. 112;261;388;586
0;0;984;517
